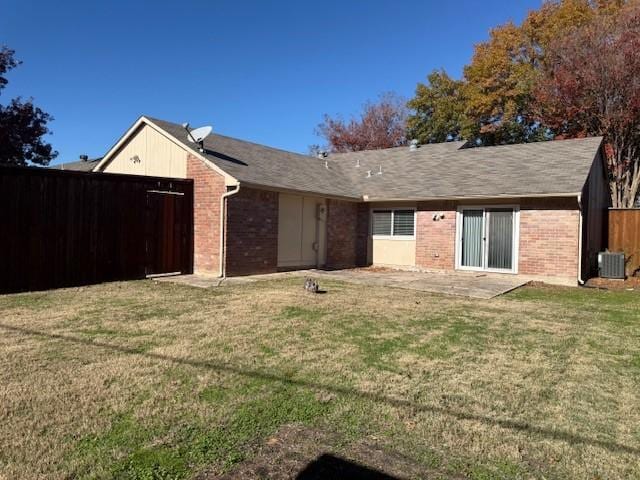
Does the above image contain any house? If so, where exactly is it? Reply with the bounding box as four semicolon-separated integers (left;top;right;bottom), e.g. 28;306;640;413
62;115;608;286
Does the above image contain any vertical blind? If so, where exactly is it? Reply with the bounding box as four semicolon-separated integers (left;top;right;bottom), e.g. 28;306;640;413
461;208;515;270
461;210;484;267
372;210;415;237
487;209;513;270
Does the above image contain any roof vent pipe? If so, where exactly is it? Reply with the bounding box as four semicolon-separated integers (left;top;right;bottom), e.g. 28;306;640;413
366;170;371;178
377;165;383;175
355;158;360;168
79;154;89;162
409;139;419;152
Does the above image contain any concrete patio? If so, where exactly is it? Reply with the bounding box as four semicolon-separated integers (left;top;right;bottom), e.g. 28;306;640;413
157;268;530;299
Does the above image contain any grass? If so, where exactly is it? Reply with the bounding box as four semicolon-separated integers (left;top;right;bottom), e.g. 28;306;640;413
0;278;639;479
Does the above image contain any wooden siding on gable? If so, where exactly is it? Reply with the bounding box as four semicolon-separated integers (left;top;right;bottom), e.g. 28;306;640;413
103;124;188;178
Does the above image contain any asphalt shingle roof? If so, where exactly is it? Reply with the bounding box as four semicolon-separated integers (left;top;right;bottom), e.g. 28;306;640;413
330;137;604;200
148;117;358;199
53;158;102;172
147;117;603;201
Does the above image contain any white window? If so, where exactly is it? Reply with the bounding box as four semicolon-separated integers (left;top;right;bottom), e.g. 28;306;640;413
372;209;415;238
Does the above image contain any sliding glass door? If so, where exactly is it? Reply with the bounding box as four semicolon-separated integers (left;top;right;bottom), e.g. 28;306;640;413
461;210;484;268
458;207;518;273
487;209;514;270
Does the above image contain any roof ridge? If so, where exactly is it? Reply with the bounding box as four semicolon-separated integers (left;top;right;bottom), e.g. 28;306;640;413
461;136;604;151
329;141;466;157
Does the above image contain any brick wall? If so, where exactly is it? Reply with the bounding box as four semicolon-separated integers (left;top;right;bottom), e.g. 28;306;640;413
355;203;370;267
187;155;226;274
225;187;279;276
326;200;369;268
414;198;580;282
518;197;579;280
415;201;457;271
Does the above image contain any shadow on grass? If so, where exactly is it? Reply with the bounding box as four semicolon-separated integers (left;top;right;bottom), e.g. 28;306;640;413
1;322;638;457
296;454;399;479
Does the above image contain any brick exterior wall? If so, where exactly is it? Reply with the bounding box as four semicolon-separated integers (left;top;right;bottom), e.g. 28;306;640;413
415;201;457;271
187;155;226;274
518;197;580;280
355;203;370;267
413;198;580;282
183;153;581;283
326;200;369;268
225;187;279;276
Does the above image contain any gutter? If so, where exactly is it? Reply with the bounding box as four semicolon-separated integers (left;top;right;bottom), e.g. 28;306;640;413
363;192;583;203
238;181;359;203
219;183;241;277
577;193;584;285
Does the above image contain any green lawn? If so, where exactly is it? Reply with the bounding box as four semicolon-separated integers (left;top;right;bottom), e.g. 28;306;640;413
0;279;638;479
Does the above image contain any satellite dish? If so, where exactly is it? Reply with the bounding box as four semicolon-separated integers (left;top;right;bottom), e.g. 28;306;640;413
187;125;212;144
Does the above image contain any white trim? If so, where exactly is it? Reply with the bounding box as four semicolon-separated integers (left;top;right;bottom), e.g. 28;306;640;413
454;204;520;274
93;116;146;171
577;193;584;285
370;207;417;240
94;116;238;185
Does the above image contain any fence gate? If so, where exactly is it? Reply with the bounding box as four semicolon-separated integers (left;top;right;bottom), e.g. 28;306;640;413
145;190;191;276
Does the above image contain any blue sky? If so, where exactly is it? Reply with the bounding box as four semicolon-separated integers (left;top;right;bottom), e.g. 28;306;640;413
1;0;541;164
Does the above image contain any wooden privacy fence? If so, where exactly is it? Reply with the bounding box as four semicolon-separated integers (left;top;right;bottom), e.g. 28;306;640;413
0;166;193;294
609;208;640;276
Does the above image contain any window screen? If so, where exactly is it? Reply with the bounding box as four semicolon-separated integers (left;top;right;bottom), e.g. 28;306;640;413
393;210;415;236
372;210;392;235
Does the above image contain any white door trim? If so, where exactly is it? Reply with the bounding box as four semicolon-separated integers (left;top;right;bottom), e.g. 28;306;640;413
455;205;520;274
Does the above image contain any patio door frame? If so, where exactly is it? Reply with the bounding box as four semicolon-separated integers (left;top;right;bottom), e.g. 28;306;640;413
454;205;520;274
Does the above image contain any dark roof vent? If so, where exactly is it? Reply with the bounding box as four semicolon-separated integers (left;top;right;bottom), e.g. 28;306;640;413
79;154;89;162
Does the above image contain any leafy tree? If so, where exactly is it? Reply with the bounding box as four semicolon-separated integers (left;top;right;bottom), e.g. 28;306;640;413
407;0;624;146
462;0;616;145
0;46;57;166
534;2;640;207
316;93;408;153
406;70;467;144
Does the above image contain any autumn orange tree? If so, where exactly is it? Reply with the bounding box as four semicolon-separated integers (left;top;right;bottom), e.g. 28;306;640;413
407;0;624;146
534;2;640;207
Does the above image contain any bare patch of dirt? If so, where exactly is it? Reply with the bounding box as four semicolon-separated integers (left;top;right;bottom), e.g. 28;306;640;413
586;276;640;290
203;424;456;480
354;266;402;273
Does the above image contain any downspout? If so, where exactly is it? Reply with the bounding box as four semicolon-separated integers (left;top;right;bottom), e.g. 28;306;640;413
219;184;241;278
315;207;320;269
577;193;585;285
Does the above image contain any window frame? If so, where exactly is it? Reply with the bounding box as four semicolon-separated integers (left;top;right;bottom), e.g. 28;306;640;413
454;204;520;274
370;208;417;240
